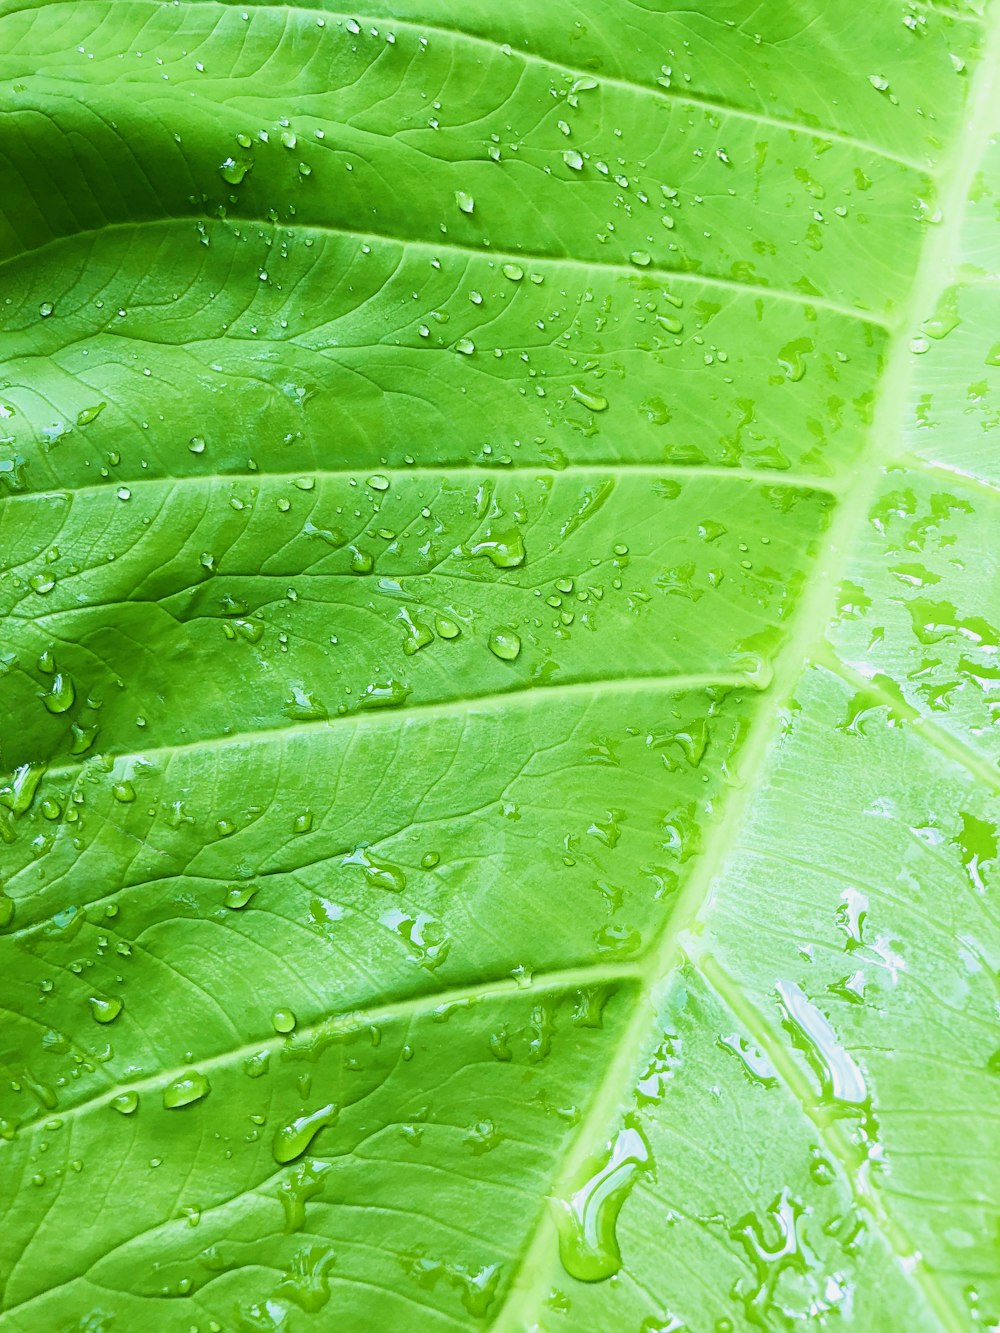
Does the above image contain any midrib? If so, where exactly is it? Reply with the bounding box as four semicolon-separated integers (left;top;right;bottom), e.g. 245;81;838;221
493;6;1000;1327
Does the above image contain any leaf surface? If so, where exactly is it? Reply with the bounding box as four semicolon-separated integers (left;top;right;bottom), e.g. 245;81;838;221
0;2;997;1329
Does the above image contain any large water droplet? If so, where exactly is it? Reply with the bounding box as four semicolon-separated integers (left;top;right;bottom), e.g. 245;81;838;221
272;1103;339;1164
469;529;526;568
556;1123;650;1281
775;981;867;1106
488;627;521;661
163;1070;211;1109
89;996;123;1025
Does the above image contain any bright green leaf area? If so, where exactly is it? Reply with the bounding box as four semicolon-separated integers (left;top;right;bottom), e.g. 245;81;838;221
0;0;998;1328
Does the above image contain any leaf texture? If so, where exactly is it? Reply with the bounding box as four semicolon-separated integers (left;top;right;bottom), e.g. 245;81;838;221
0;2;997;1329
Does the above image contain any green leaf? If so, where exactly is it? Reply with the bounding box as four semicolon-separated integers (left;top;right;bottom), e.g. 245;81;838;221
0;2;997;1329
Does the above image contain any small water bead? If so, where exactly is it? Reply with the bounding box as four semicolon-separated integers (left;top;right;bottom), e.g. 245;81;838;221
112;781;136;803
39;302;54;318
629;251;652;267
89;996;123;1025
188;436;206;454
455;338;475;356
366;474;390;492
563;149;584;171
110;1091;139;1115
163;1071;211;1109
293;811;313;834
28;573;56;595
502;263;523;282
271;1009;297;1034
488;627;521;661
455;190;475;214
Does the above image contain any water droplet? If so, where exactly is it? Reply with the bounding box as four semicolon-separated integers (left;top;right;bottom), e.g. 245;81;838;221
39;301;54;318
455;337;476;356
629;251;652;267
366;473;390;492
776;981;867;1106
563;149;584;171
717;1033;777;1087
435;615;461;639
224;884;258;910
502;263;524;282
469;529;526;568
188;435;206;454
272;1103;339;1164
272;1008;297;1034
77;402;106;426
556;1123;650;1281
488;627;521;661
219;156;252;185
399;608;433;655
112;781;136;803
358;679;410;709
570;385;609;413
279;1160;331;1233
455;190;475;214
89;996;123;1025
42;673;74;715
163;1070;211;1109
110;1091;139;1115
344;846;406;892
